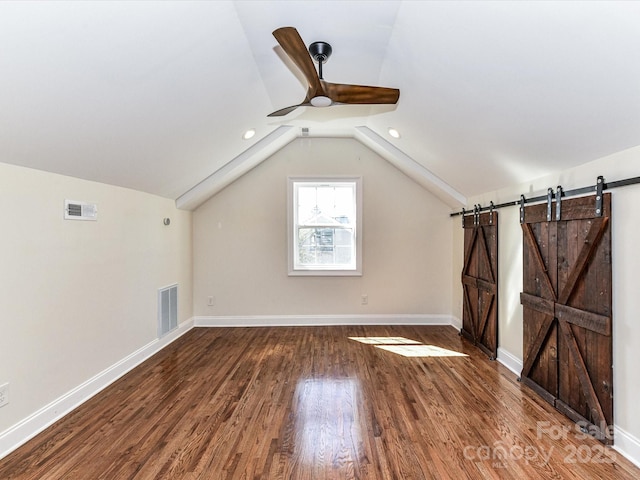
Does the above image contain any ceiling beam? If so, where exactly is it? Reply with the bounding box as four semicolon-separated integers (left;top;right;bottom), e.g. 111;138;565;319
353;126;466;208
176;125;466;211
176;125;297;210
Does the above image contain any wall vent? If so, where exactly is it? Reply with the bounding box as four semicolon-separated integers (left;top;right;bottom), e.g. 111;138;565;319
64;199;97;221
158;284;178;338
301;127;309;137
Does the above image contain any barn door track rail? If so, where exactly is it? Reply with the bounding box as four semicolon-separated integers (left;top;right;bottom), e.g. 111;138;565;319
450;174;640;220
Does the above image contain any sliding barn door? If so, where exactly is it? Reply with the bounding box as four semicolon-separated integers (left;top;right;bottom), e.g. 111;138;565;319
520;193;612;444
461;211;498;360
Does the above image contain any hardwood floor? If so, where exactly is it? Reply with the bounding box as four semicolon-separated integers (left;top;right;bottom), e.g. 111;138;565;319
0;325;638;479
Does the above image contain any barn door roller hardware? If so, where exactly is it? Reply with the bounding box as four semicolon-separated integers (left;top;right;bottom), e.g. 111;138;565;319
556;186;563;221
595;176;604;217
519;195;526;224
452;173;640;218
461;203;494;227
546;188;553;222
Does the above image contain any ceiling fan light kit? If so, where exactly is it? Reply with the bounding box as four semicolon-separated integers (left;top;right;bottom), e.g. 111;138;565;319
268;27;400;117
310;96;332;107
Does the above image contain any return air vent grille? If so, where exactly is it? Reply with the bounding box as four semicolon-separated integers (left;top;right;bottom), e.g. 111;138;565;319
64;200;97;221
158;284;178;338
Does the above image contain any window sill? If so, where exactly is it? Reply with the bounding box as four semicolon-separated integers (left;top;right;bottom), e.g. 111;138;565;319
288;269;362;277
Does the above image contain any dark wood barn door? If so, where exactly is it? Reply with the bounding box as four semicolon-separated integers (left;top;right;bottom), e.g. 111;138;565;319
520;193;613;443
461;211;498;360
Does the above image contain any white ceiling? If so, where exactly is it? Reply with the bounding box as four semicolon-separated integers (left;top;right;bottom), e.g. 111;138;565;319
2;1;640;205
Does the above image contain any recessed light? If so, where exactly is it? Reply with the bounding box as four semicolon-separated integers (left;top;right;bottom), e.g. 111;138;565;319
388;128;400;139
242;129;256;140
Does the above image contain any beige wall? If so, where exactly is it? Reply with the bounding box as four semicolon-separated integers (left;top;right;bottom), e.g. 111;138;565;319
0;162;192;433
453;146;640;451
193;137;453;317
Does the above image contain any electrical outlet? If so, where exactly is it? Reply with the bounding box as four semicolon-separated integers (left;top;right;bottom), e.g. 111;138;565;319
207;296;215;306
361;294;368;305
0;383;9;408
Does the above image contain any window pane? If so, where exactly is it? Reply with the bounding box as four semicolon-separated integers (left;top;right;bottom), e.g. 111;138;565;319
297;186;318;224
296;183;355;226
334;187;355;220
297;227;354;266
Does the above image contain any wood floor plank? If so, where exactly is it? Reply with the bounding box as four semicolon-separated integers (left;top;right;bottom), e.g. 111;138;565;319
0;325;638;479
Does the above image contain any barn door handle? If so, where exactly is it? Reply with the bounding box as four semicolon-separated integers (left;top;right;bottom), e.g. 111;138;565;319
603;381;611;394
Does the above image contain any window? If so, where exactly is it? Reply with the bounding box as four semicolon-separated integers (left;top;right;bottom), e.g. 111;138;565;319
288;177;362;276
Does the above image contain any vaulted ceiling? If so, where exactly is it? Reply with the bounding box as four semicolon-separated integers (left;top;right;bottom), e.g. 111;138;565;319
2;1;640;209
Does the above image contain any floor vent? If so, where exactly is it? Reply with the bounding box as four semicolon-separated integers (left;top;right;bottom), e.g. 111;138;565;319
158;284;178;338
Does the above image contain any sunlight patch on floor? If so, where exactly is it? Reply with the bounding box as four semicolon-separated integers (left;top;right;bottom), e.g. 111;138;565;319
348;336;421;345
375;344;468;357
349;336;468;358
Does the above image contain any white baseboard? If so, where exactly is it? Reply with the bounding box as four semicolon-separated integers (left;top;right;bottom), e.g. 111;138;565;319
497;347;523;377
193;313;456;328
450;316;462;331
0;318;194;460
613;425;640;469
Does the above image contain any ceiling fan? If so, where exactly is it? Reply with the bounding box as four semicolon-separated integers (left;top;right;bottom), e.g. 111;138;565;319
268;27;400;117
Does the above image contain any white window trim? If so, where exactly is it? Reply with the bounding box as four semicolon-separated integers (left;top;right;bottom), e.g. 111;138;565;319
287;176;363;276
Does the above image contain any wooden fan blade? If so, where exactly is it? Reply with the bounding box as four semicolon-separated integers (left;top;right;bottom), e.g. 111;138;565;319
322;81;400;105
267;102;311;117
273;27;324;98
